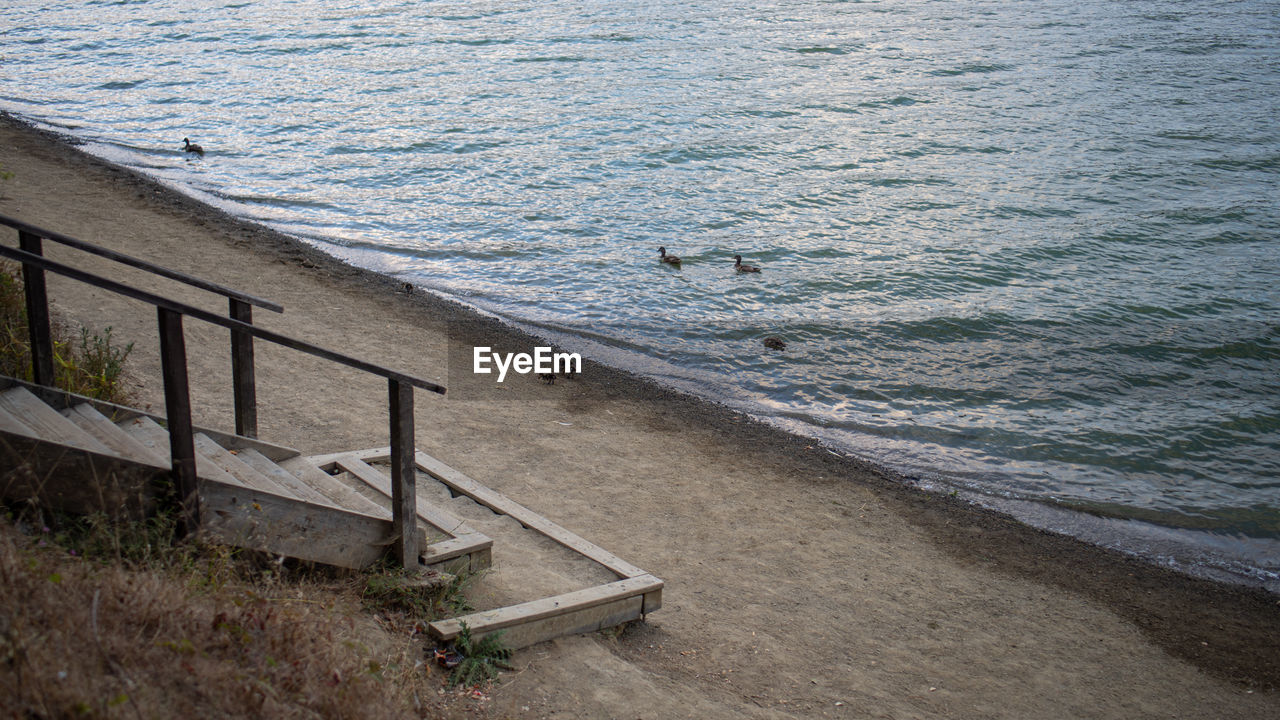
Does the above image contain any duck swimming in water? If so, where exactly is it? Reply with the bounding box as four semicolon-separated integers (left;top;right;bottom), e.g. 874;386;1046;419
763;337;787;350
658;246;681;265
182;138;204;156
734;255;760;273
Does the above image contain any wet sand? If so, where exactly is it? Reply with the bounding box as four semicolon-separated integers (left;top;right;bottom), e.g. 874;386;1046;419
2;112;1277;718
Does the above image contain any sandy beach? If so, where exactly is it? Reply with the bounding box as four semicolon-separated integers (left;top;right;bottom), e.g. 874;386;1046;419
2;113;1277;718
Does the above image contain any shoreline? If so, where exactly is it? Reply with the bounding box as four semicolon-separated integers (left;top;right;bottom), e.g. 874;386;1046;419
12;110;1275;595
3;111;1278;714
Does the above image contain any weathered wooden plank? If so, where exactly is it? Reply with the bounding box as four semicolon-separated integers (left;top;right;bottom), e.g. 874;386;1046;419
194;432;304;498
117;415;172;459
643;587;664;615
157;307;199;536
0;405;39;440
388;379;417;570
489;595;644;650
0;387;115;456
122;416;240;486
335;456;483;540
428;574;664;648
177;423;298;462
229;298;259;439
63;404;168;467
421;536;494;573
413;450;648;579
18;230;54;388
331;457;492;572
235;447;337;508
198;477;397;569
0;376;299;464
279;456;391;518
305;446;390;466
0;431;162;518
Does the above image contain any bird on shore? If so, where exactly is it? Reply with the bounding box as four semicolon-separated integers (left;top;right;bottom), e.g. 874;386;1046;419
734;255;760;273
763;337;787;350
182;138;204;156
658;246;681;266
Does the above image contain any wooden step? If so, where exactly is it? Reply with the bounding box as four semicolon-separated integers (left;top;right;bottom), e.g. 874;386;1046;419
193;433;298;498
198;477;409;569
279;456;391;518
0;387;114;456
62;404;168;467
428;574;664;650
234;447;338;508
118;415;239;486
336;456;484;540
326;454;493;572
0;404;40;440
117;415;170;457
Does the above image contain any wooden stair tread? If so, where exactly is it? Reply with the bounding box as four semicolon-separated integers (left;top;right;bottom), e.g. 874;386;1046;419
62;404;168;467
0;404;40;440
334;456;484;540
193;433;299;498
323;454;493;572
279;456;390;519
0;386;115;456
117;415;170;457
119;415;240;486
234;447;338;508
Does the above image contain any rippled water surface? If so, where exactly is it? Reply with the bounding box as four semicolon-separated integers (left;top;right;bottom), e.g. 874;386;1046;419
2;0;1278;584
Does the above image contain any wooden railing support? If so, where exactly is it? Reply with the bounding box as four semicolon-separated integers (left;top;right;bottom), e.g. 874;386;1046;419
18;231;54;387
389;379;418;569
158;308;200;537
4;215;282;436
1;241;445;561
229;298;258;438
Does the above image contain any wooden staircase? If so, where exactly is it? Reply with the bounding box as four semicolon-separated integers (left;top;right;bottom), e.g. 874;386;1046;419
1;214;660;650
0;378;662;648
0;380;492;572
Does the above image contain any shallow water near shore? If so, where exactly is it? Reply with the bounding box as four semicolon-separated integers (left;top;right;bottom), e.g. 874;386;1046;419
2;0;1277;588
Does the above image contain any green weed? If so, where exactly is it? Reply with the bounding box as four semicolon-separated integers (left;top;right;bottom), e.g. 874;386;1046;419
361;566;475;619
447;621;514;688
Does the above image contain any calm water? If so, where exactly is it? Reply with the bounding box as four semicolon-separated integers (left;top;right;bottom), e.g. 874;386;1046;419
2;0;1278;586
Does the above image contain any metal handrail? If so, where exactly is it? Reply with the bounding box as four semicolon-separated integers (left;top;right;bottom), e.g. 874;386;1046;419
0;243;442;568
1;214;282;436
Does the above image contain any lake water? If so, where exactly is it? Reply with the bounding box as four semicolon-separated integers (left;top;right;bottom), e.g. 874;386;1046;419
2;0;1277;588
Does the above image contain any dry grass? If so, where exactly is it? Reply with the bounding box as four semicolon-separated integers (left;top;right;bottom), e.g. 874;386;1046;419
0;512;500;719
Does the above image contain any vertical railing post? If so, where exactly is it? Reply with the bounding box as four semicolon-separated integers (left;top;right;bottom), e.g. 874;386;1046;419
229;298;258;438
389;378;418;570
158;308;200;537
18;231;55;387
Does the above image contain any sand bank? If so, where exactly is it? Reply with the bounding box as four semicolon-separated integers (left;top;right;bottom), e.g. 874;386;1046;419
1;113;1277;718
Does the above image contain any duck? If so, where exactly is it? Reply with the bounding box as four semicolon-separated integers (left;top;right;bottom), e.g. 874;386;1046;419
182;138;204;156
734;255;760;273
658;246;681;265
763;337;787;351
